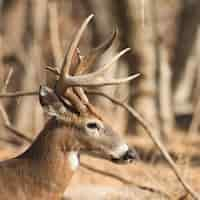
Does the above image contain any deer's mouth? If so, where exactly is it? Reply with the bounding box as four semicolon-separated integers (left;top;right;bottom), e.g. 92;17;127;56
81;148;139;164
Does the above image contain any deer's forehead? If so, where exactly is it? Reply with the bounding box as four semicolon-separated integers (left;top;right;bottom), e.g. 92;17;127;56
77;110;102;121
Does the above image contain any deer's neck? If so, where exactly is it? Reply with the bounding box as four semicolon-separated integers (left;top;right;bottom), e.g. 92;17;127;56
19;117;79;194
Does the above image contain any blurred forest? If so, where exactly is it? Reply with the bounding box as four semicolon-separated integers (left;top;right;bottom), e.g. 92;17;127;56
0;0;200;199
0;0;200;138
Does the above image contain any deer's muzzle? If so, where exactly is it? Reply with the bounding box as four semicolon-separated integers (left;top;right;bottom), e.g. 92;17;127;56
111;148;139;164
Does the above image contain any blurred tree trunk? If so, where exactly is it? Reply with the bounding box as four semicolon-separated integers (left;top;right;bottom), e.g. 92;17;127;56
189;28;200;135
0;0;28;120
171;0;200;116
110;0;137;134
120;0;160;135
111;0;179;137
151;0;179;138
14;0;47;136
1;0;200;139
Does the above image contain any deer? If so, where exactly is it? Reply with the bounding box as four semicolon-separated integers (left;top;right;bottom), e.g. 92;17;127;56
0;15;139;200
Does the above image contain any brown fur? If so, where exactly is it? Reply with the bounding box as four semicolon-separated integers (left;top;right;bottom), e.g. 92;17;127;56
0;118;78;200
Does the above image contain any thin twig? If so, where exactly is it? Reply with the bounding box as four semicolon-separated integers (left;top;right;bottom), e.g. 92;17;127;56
81;162;132;184
0;103;10;125
5;124;33;143
85;89;199;200
2;68;14;92
0;68;34;144
0;136;21;147
81;161;170;198
45;66;60;76
0;103;33;143
0;91;38;98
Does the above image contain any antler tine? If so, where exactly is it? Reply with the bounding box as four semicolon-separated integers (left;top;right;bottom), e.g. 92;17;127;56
54;15;94;113
61;14;94;75
70;29;117;105
57;14;94;94
88;48;131;77
73;29;117;75
64;73;140;87
60;48;139;88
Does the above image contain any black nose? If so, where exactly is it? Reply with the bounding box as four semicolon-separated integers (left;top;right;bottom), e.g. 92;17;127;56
122;149;139;162
111;148;139;164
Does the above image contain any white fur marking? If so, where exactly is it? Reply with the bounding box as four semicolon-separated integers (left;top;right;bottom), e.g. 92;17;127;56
113;144;128;157
68;151;79;171
40;88;47;96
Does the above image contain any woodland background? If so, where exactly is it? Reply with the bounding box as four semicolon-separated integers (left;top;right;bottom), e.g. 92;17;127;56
0;0;200;199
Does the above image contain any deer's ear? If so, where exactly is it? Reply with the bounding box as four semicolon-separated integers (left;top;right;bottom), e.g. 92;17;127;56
39;86;66;117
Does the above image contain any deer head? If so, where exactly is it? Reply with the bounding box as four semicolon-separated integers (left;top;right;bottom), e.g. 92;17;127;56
40;14;139;164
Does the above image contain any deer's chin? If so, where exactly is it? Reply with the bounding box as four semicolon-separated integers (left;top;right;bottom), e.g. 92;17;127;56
80;148;139;164
111;157;134;164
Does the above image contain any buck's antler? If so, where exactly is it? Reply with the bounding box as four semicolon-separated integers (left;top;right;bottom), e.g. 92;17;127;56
55;14;139;113
73;28;117;75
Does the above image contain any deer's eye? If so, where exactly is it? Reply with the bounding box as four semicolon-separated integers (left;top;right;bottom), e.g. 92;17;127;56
86;122;99;130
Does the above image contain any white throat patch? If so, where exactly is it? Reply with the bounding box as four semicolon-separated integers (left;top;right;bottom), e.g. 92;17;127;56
68;151;79;171
113;144;128;157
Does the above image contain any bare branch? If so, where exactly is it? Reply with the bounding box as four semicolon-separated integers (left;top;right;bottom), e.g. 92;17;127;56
45;66;60;76
80;161;170;198
0;68;33;143
0;104;10;126
0;69;34;144
0;103;33;143
2;68;14;92
0;137;21;146
85;89;199;200
0;91;38;98
5;124;33;143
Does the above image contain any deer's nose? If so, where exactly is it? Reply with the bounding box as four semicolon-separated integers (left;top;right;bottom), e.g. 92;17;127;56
111;147;139;164
122;148;139;162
